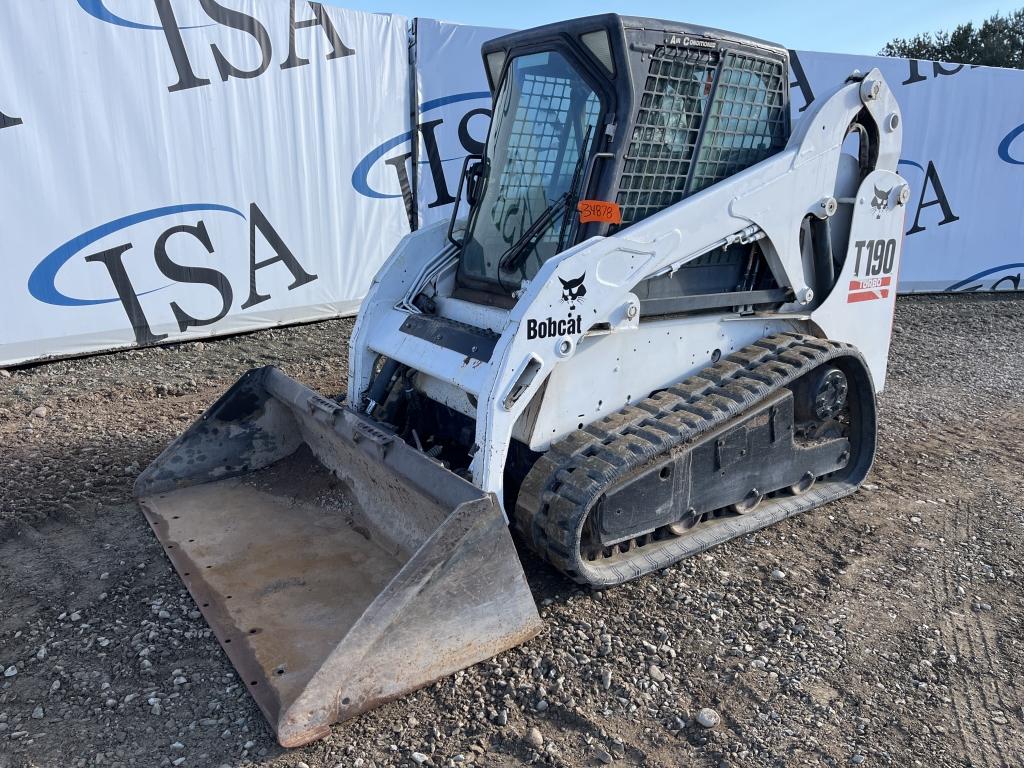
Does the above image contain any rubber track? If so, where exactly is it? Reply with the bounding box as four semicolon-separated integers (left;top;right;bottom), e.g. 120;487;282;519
514;332;874;587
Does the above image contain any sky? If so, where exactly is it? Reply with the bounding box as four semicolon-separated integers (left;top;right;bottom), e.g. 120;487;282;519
330;0;1014;55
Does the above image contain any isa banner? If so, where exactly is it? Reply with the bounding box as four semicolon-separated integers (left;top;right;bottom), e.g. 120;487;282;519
0;0;410;366
790;50;1024;293
347;18;509;235
411;19;512;229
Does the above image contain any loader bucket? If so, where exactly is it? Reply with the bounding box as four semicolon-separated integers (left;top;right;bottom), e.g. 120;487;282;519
134;367;542;747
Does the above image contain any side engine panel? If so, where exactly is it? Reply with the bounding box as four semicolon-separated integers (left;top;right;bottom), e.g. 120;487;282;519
514;314;796;450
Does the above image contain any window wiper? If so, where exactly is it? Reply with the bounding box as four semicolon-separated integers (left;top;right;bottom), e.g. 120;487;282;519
556;123;594;252
499;124;595;275
498;192;571;274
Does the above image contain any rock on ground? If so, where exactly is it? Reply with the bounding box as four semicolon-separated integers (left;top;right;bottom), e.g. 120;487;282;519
1;295;1024;767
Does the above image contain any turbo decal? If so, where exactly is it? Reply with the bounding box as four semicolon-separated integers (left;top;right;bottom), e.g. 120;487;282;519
847;276;892;303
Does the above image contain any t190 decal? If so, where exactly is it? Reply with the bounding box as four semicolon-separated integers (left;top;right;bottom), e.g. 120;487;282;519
848;238;898;303
853;238;897;278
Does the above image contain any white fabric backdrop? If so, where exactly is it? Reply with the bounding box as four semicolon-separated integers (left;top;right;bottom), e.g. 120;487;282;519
412;19;509;228
790;50;1024;293
0;0;410;366
4;7;1023;366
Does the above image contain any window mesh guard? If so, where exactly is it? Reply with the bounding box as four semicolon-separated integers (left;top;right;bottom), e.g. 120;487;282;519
499;74;600;247
499;72;574;219
617;46;788;225
690;52;788;193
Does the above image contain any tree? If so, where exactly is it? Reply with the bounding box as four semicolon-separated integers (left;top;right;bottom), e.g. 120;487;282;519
880;8;1024;69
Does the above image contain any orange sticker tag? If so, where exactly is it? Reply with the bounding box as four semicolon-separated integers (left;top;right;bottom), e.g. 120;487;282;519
577;199;622;224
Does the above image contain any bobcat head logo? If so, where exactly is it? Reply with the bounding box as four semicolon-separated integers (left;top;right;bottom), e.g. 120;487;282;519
871;185;891;217
559;272;587;311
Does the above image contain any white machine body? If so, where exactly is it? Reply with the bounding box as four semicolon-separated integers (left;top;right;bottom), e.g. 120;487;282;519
348;68;907;511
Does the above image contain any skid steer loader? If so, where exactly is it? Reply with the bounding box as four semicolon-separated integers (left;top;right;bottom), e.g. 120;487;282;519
136;14;908;747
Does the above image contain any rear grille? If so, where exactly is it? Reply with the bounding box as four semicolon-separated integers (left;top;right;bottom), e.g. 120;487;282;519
617;47;718;225
617;46;788;225
689;52;788;194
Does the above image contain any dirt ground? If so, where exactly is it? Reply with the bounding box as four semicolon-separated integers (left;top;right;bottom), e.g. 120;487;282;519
1;294;1022;768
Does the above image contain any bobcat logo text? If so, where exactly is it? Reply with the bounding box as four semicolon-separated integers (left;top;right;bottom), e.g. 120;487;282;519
526;315;583;340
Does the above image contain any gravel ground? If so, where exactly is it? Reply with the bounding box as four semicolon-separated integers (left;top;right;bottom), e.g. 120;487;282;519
1;294;1022;768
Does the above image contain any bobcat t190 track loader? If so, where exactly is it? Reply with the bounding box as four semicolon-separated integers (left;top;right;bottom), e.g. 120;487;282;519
136;14;907;747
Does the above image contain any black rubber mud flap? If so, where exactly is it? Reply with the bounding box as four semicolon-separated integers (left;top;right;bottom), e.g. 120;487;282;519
135;367;542;747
